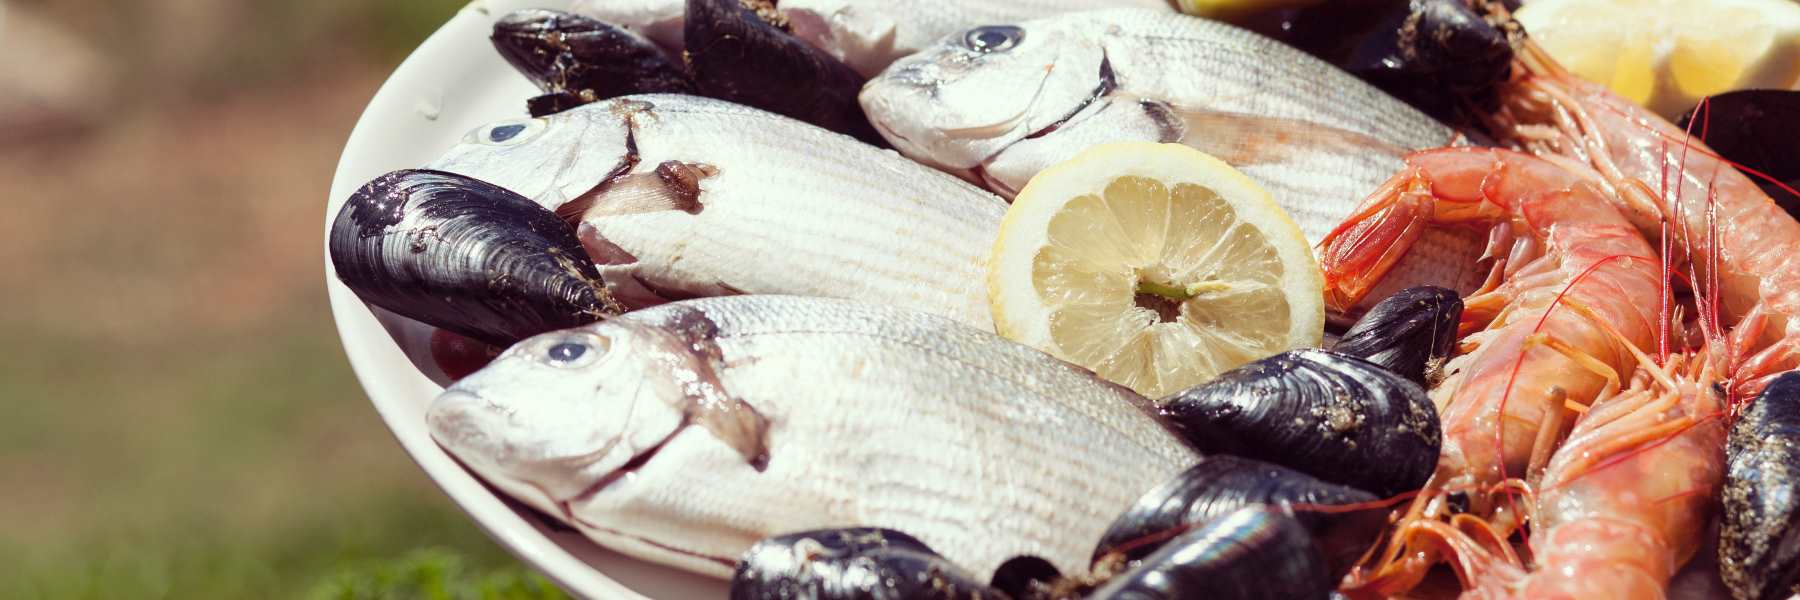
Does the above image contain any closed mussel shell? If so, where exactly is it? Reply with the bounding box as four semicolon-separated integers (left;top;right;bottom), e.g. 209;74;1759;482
1094;455;1384;580
1157;348;1440;497
685;0;886;145
990;555;1061;599
1721;371;1800;600
1089;505;1333;600
491;9;693;117
1676;90;1800;220
1333;286;1462;386
328;169;619;348
1239;0;1513;122
731;528;1004;600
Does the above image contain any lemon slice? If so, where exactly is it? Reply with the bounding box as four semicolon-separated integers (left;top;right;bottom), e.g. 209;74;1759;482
1517;0;1800;119
989;143;1324;399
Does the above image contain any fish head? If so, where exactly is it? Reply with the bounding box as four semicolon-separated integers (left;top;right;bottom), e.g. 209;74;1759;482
860;18;1107;180
429;105;634;212
427;319;686;508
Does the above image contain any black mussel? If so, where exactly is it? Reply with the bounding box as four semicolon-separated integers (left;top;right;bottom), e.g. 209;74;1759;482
1720;371;1800;600
1333;286;1462;386
730;528;1004;600
1676;90;1800;221
1157;349;1440;498
1242;0;1513;123
492;9;694;117
1089;506;1333;600
992;555;1063;599
328;169;620;348
684;0;886;146
1094;455;1385;580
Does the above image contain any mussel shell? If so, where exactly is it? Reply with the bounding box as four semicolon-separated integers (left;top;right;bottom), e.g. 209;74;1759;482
990;555;1061;600
1675;90;1800;221
1720;371;1800;600
730;528;1004;600
492;9;693;117
1333;286;1462;386
684;0;886;146
1241;0;1513;123
1089;506;1333;600
328;169;617;348
1157;349;1440;497
1094;455;1384;580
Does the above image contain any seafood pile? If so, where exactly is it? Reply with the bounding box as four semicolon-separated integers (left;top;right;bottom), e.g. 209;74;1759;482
330;1;1800;598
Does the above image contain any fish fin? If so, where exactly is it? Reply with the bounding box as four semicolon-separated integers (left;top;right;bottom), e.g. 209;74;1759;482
1140;99;1412;167
557;124;643;225
640;304;772;470
692;393;772;471
567;160;717;220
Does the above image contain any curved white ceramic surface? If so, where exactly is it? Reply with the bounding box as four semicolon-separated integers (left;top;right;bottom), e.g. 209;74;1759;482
322;3;1740;599
323;1;728;598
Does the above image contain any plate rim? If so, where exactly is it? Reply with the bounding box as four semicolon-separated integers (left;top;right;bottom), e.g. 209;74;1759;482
320;2;707;598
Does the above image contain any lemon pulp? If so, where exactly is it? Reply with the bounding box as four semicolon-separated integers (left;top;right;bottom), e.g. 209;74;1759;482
989;143;1323;398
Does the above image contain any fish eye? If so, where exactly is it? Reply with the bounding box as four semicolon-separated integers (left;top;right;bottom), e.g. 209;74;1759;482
963;26;1023;54
489;124;526;142
540;333;606;368
471;118;547;146
547;342;587;362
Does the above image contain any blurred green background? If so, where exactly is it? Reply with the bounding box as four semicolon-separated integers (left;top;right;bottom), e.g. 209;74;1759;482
0;1;565;597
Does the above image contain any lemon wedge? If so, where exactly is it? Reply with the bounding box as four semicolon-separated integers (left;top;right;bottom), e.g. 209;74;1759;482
988;143;1324;399
1517;0;1800;119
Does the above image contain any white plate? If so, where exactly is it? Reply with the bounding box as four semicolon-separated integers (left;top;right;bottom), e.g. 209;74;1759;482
322;1;728;598
321;3;1745;599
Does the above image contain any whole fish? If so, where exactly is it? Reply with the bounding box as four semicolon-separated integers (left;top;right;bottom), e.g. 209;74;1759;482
569;0;1176;77
426;94;1003;331
860;8;1487;309
427;295;1202;580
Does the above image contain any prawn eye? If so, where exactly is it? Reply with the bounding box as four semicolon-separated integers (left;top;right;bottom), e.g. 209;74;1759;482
964;26;1023;54
471;119;547;146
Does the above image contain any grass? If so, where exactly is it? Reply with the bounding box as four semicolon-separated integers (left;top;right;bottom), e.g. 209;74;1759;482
0;1;572;597
0;318;565;599
308;549;567;600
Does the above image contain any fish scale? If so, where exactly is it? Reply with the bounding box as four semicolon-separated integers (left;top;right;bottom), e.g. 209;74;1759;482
863;9;1491;313
570;0;1174;76
429;95;1004;330
429;296;1202;581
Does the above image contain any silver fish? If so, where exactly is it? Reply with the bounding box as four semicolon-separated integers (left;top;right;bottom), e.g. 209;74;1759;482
427;295;1201;580
427;94;1003;331
570;0;1175;77
860;9;1488;309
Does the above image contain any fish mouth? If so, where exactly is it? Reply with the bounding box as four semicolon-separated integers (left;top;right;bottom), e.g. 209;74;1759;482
560;419;688;508
872;53;1067;157
936;59;1071;142
1027;52;1116;141
977;52;1118;167
870;116;914;148
430;388;515;448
